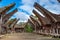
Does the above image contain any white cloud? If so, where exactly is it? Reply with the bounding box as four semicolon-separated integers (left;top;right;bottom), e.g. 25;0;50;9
22;0;36;6
45;4;60;14
20;0;60;15
18;0;37;16
37;0;60;14
13;12;30;22
38;0;58;5
19;5;33;15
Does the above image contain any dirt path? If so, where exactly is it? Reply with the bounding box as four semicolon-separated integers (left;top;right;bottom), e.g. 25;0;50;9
0;33;60;40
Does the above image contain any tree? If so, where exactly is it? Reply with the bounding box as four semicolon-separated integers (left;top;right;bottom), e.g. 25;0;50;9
25;23;33;32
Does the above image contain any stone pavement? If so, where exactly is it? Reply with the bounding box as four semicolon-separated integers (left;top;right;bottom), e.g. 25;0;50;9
0;33;60;40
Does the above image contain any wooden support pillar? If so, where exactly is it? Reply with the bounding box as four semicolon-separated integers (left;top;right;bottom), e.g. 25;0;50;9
56;28;58;35
0;15;2;34
35;22;36;32
49;29;51;34
56;23;60;35
53;28;56;34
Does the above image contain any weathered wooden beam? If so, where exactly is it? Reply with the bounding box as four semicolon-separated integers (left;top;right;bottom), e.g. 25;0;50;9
2;8;17;24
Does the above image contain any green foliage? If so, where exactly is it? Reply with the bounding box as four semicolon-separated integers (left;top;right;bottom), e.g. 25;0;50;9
25;24;33;32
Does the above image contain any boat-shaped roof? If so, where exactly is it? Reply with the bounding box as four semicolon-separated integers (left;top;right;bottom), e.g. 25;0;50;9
34;2;60;23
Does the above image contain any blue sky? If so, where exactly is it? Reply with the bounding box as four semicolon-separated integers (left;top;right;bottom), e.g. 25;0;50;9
0;0;60;23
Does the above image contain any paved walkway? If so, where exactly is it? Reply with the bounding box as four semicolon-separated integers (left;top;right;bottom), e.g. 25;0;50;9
0;33;60;40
